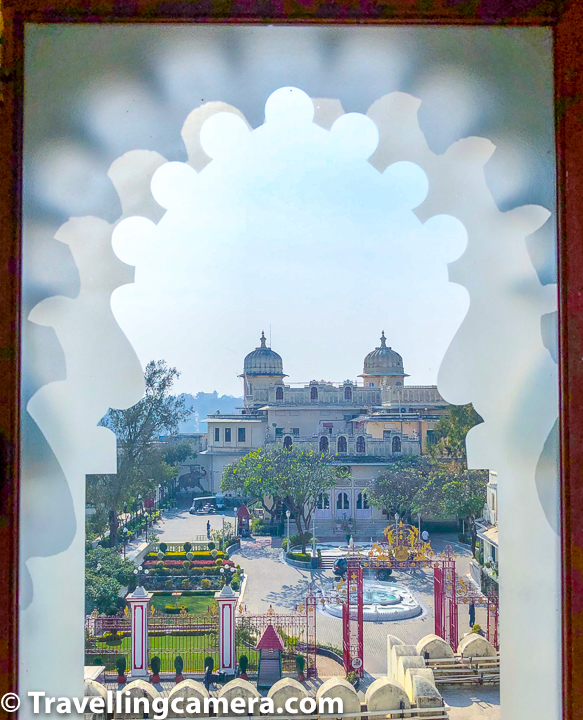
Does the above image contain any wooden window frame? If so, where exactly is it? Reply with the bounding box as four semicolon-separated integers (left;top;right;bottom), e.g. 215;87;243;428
1;1;583;715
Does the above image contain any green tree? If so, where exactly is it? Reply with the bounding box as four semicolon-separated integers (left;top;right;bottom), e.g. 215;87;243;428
221;448;281;520
368;457;436;521
85;546;136;615
87;360;192;545
412;467;488;556
222;447;348;553
428;404;483;461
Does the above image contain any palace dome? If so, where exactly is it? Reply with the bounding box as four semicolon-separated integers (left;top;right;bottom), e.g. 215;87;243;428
243;332;285;376
362;331;405;376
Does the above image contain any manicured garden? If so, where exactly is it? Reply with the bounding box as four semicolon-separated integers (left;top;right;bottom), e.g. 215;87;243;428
139;542;243;592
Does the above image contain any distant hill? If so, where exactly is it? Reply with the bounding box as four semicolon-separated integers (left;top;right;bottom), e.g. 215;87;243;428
177;392;243;433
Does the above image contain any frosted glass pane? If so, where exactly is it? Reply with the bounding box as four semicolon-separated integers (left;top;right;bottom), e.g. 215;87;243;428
23;24;556;720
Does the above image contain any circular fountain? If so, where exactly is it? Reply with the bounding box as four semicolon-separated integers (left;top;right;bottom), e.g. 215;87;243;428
337;536;366;553
320;581;422;622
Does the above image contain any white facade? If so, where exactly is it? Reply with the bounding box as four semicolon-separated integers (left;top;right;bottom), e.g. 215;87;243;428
197;333;450;531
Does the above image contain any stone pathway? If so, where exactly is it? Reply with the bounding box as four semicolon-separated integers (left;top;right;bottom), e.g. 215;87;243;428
232;535;500;719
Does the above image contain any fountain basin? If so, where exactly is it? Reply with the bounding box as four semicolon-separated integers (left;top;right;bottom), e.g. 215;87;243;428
320;582;422;622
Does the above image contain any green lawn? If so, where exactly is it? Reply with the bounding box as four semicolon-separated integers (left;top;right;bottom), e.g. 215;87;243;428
87;631;260;673
150;594;216;615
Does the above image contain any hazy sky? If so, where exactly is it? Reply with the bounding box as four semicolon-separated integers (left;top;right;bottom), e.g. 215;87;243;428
24;25;555;398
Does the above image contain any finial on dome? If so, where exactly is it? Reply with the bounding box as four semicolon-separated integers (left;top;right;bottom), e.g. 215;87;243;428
380;331;386;348
260;331;267;348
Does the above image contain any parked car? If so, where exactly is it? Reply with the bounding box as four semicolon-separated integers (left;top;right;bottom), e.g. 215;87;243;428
333;558;347;577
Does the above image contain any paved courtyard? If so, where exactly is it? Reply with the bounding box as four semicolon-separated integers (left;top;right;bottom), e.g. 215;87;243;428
130;505;499;719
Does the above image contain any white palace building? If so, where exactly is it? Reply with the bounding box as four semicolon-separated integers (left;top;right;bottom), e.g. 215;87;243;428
199;332;450;536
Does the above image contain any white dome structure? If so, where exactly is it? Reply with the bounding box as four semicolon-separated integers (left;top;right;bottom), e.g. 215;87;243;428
243;332;285;377
360;332;408;386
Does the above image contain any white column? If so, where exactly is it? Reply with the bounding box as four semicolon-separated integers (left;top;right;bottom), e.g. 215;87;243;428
126;586;152;677
215;584;239;674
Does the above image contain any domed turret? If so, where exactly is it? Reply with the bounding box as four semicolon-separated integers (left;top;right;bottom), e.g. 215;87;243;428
359;332;408;387
243;332;285;376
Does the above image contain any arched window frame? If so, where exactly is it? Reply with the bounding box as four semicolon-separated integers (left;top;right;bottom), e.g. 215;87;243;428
344;385;352;401
356;436;366;453
276;386;284;401
311;386;318;401
337;436;348;453
319;435;329;453
392;435;402;453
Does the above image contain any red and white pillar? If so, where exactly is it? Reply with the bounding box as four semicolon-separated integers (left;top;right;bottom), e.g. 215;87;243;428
126;586;152;677
215;584;239;674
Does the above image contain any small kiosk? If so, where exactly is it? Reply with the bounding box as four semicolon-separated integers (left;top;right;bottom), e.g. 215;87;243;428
236;504;251;537
256;624;285;690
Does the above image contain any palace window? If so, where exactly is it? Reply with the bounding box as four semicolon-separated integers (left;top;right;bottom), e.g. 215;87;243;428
337;492;349;510
311;386;318;401
275;427;284;438
214;427;220;442
356;436;366;453
283;435;292;450
292;428;300;436
225;428;232;442
369;382;375;387
319;435;329;453
338;436;348;453
357;492;369;510
392;436;402;453
238;427;246;442
344;386;352;401
276;386;284;401
317;493;330;510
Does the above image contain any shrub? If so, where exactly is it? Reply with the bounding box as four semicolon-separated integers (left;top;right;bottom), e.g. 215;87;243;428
157;551;165;560
159;543;168;553
156;561;164;569
151;656;161;675
295;655;305;673
208;542;215;550
282;532;316;552
165;580;173;590
186;552;194;561
472;624;482;634
183;542;192;553
183;560;191;569
201;578;212;590
231;580;240;591
181;578;190;590
174;656;184;675
116;657;126;676
215;559;223;566
287;552;311;563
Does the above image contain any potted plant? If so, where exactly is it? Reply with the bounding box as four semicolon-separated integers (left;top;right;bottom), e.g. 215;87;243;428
150;656;162;684
116;657;127;685
346;671;360;689
295;655;306;682
174;655;184;683
184;542;192;553
238;655;249;680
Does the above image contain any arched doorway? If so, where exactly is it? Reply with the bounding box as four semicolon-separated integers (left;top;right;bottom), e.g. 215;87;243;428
319;435;329;453
336;491;350;518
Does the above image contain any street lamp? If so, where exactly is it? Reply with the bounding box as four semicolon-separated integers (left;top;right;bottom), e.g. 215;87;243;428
286;510;291;554
312;512;317;559
123;527;129;559
394;513;399;536
144;512;149;542
234;507;238;537
221;515;226;551
417;513;421;536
